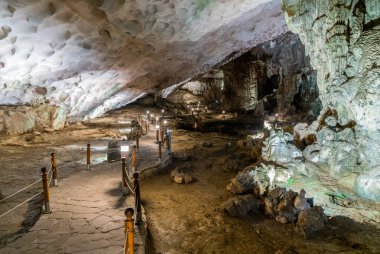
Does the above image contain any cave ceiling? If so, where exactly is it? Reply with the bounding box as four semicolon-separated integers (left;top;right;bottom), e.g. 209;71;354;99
0;0;288;119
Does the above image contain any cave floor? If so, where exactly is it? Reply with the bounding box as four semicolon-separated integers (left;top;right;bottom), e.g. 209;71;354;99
0;105;379;253
143;130;380;254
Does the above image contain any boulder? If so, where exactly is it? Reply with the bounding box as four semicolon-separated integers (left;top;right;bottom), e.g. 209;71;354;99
227;166;256;194
295;206;327;238
262;130;302;165
222;195;262;217
171;169;193;184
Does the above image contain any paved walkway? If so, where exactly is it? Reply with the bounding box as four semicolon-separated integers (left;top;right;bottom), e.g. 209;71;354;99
0;122;169;254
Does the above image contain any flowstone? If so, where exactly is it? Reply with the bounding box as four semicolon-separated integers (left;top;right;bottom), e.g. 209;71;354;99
282;0;380;200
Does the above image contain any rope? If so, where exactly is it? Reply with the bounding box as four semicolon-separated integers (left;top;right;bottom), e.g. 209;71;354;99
0;178;42;203
0;190;43;219
123;167;135;194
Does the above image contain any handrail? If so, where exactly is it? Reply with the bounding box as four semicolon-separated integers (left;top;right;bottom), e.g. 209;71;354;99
0;190;44;219
0;168;52;204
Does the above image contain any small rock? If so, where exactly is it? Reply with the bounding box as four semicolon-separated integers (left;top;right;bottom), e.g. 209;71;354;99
183;174;193;184
173;175;184;184
173;152;191;161
202;142;213;148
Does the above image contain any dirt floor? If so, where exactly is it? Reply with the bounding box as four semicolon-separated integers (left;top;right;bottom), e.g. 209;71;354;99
0;105;379;253
142;130;380;254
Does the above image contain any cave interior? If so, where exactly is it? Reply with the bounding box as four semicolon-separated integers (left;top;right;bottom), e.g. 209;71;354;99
0;0;379;253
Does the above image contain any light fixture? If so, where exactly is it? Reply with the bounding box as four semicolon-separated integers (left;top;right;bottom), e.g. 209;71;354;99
162;109;165;113
155;125;159;130
121;145;130;152
164;120;167;125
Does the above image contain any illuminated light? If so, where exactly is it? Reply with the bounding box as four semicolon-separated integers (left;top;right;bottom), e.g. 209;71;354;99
119;128;132;133
146;110;150;115
161;109;165;113
222;110;225;114
151;114;154;118
250;132;264;139
121;145;129;152
264;120;272;130
118;121;131;124
164;120;167;125
268;167;276;186
155;125;159;130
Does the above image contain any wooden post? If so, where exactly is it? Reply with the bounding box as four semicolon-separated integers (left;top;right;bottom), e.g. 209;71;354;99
124;208;135;254
121;158;128;195
41;167;51;213
133;173;143;225
86;144;91;171
160;126;164;146
136;130;139;151
51;153;58;187
130;145;137;172
158;141;162;161
167;130;172;155
156;127;159;144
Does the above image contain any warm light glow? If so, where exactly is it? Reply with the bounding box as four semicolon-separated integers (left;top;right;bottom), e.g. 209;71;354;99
121;145;129;152
268;167;275;186
147;110;150;114
164;120;167;125
155;125;159;130
162;109;165;113
222;110;225;114
264;120;272;130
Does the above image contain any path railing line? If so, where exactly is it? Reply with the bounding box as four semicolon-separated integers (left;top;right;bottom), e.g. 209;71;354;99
0;169;52;219
0;168;52;204
0;190;44;219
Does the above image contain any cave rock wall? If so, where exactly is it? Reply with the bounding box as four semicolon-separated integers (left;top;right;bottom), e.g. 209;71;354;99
282;0;380;200
221;32;321;116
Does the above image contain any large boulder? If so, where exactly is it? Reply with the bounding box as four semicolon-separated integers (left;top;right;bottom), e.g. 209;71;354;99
222;195;262;217
295;206;327;238
355;167;380;201
262;130;302;165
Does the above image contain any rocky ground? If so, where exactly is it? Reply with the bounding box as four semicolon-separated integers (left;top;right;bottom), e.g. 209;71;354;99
142;130;380;253
0;105;379;253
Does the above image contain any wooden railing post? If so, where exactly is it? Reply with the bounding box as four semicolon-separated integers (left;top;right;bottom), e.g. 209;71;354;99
41;167;52;213
160;126;164;146
86;144;91;171
158;141;162;162
51;153;58;187
130;145;137;173
121;158;128;195
133;173;143;225
167;129;172;155
124;208;135;254
136;130;139;151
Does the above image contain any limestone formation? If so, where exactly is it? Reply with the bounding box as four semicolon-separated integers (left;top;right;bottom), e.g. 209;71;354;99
282;0;380;200
0;104;66;135
261;130;302;165
0;0;288;120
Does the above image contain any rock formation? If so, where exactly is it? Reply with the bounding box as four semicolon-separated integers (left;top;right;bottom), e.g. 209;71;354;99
281;0;380;200
0;0;288;119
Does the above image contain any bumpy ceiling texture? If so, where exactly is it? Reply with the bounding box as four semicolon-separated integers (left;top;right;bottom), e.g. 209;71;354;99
0;0;287;119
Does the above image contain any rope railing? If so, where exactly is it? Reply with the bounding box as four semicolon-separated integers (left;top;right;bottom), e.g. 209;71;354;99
0;143;89;221
0;169;52;218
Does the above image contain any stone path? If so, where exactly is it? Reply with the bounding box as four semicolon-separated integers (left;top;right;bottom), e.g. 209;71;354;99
0;122;169;254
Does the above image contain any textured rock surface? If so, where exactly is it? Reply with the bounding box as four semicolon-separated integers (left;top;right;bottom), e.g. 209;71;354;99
282;0;380;200
0;0;288;119
0;104;66;134
222;195;262;217
221;32;321;115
